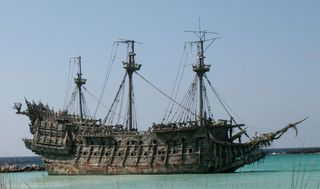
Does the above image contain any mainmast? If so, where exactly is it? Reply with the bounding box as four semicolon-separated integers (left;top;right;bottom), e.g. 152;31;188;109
74;56;87;120
186;26;218;122
192;39;210;122
121;40;141;131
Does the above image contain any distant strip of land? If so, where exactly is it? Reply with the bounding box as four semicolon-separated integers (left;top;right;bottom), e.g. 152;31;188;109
268;147;320;155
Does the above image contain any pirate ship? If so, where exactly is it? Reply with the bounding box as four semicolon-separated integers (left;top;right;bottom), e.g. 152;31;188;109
14;28;306;175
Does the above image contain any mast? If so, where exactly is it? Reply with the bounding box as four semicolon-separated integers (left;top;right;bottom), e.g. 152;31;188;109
74;56;87;120
186;22;218;122
192;39;210;122
122;40;141;131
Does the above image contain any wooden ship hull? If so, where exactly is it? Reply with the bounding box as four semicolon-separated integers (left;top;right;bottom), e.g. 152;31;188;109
19;102;303;175
23;117;263;175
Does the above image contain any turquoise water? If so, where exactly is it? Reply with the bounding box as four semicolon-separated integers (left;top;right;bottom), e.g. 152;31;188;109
2;154;320;189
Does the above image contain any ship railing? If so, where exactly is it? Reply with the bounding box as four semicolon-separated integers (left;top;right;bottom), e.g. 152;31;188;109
51;113;101;126
79;127;150;137
151;119;217;130
151;118;239;132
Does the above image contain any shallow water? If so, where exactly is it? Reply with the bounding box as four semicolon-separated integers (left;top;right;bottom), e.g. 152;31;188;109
3;154;320;189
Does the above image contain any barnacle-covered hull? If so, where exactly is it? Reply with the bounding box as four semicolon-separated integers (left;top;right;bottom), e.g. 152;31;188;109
18;101;304;175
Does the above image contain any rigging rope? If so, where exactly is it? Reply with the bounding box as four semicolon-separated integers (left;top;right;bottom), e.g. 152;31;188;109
64;86;78;113
162;45;189;123
117;77;126;124
166;46;191;122
204;74;250;139
103;73;127;125
132;86;139;130
63;60;76;109
204;74;233;119
123;95;129;127
81;92;91;119
204;86;214;119
172;76;197;122
63;60;72;109
94;43;120;117
203;38;219;53
83;86;109;109
135;72;200;120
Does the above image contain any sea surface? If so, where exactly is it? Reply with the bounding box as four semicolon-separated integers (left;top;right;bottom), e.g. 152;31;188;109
1;154;319;189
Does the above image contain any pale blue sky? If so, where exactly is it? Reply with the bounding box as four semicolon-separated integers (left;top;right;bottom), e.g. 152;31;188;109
0;0;319;156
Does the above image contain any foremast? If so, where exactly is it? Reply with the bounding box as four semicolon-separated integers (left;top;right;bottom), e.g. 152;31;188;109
74;56;87;120
121;40;141;131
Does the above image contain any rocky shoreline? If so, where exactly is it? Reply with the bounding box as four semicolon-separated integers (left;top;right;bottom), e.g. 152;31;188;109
0;163;45;173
